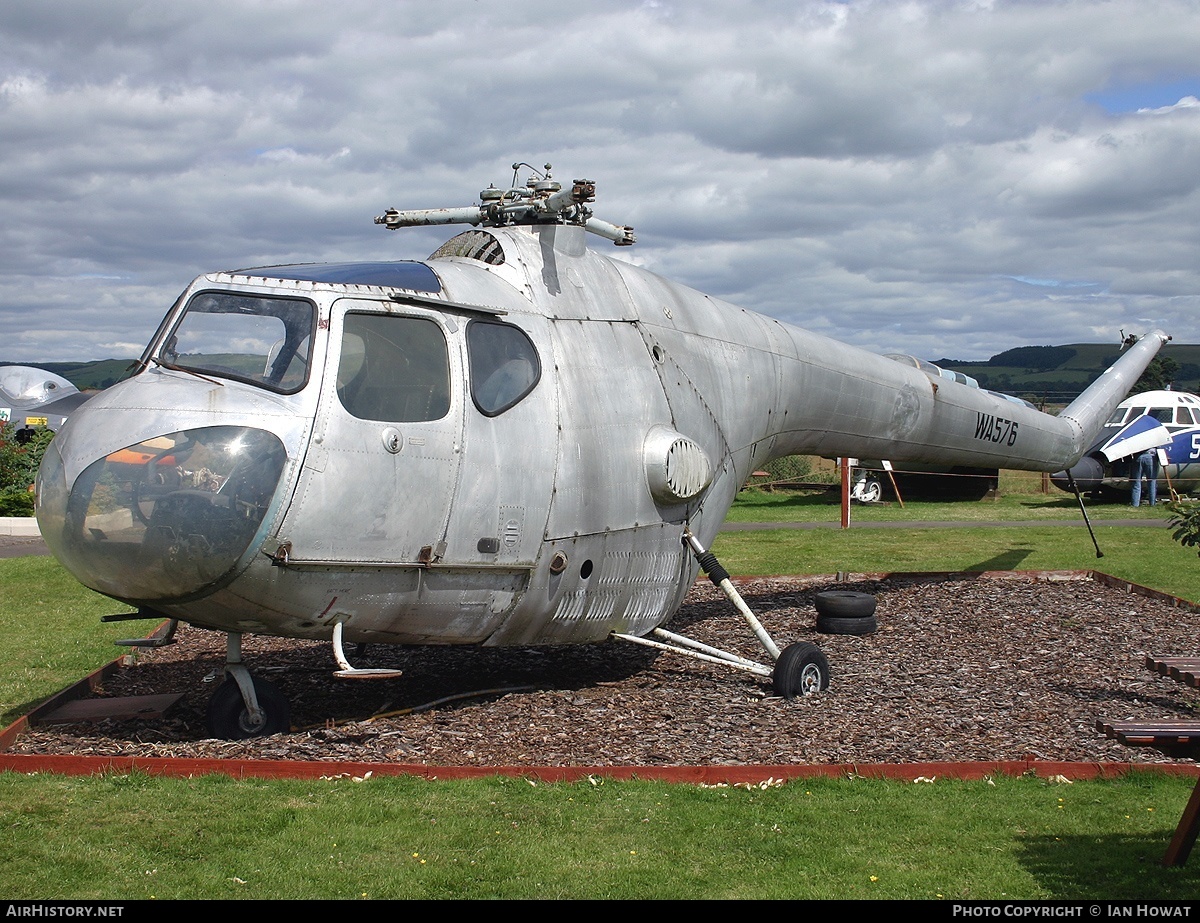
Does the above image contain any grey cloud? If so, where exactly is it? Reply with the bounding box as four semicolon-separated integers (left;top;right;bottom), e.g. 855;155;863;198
1;0;1199;365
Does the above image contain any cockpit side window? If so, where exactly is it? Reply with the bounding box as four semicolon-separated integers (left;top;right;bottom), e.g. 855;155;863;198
1178;407;1196;425
336;313;451;422
162;291;315;394
466;319;541;417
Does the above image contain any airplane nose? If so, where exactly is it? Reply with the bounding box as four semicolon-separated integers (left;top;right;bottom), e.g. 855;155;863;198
36;425;288;603
1049;454;1105;493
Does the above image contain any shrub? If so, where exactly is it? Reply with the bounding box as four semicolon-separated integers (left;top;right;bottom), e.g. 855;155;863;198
1166;499;1200;557
0;423;54;516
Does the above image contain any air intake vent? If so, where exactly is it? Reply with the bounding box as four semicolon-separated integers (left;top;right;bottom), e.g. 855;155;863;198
644;425;712;504
430;230;506;265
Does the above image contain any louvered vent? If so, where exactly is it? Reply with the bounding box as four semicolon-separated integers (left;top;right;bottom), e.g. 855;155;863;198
430;230;506;265
644;425;712;504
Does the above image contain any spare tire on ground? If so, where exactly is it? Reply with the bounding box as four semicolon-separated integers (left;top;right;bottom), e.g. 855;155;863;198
813;590;876;619
815;614;878;635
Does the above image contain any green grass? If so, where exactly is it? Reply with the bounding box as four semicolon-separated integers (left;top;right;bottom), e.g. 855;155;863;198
3;483;1200;900
0;770;1196;900
712;525;1200;604
728;470;1169;523
0;556;135;726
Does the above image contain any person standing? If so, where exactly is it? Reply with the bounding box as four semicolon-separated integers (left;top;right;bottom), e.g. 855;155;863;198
1131;448;1159;507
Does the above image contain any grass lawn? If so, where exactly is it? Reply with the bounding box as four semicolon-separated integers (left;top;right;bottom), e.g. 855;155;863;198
2;474;1199;900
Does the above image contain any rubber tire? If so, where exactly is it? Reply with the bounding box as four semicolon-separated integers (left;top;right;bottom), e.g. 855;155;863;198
772;642;831;699
816;614;878;635
814;590;877;619
856;479;882;503
206;676;291;740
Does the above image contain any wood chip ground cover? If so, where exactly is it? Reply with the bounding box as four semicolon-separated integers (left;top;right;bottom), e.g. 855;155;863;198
8;573;1200;767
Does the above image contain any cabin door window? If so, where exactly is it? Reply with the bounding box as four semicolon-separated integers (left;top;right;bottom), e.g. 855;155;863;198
278;304;464;564
335;313;451;422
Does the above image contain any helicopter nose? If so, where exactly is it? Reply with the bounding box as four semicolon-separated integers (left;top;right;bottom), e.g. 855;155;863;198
36;425;288;603
1049;454;1105;493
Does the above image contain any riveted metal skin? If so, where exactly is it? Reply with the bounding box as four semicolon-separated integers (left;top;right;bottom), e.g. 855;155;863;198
35;178;1168;725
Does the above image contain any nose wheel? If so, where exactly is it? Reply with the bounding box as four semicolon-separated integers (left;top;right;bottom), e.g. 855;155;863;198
206;674;290;739
204;632;291;739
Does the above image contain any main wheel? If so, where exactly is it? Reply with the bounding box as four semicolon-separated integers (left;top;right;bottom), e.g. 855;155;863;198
772;642;831;699
814;590;877;619
206;676;291;740
857;478;882;503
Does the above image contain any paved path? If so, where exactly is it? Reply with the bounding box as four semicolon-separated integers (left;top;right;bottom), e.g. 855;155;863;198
0;535;49;558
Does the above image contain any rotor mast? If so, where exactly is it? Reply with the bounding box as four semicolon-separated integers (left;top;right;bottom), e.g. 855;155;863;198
374;163;636;246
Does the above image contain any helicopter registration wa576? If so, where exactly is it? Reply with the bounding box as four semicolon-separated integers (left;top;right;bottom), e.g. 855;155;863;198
35;164;1169;739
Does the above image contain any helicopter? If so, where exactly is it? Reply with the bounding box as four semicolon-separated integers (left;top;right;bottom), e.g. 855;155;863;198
34;163;1170;739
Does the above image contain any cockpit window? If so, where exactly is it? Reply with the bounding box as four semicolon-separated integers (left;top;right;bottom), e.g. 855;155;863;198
1149;407;1173;423
466;319;541;416
161;291;315;394
336;313;451;421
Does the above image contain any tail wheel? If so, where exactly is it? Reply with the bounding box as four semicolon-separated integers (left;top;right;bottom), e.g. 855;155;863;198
206;676;291;740
772;642;831;699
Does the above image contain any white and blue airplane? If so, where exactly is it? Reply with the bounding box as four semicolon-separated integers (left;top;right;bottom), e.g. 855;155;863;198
1050;389;1200;501
0;366;91;434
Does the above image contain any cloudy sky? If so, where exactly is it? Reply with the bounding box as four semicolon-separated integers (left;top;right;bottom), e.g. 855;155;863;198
2;0;1198;366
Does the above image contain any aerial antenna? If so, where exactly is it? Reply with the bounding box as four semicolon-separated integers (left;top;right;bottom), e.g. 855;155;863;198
373;162;636;246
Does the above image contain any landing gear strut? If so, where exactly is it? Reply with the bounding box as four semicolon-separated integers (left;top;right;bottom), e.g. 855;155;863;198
612;529;832;698
204;632;291;739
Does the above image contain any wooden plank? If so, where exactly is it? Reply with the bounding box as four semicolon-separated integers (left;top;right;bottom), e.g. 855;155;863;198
1096;719;1200;758
34;694;184;725
1099;719;1200;736
1099;716;1200;865
1143;655;1200;689
1145;655;1200;674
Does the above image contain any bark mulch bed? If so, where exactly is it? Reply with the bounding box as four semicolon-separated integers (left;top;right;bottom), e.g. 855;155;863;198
7;572;1200;769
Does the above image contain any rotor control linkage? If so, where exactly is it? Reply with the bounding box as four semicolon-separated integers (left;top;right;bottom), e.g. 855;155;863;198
374;163;635;246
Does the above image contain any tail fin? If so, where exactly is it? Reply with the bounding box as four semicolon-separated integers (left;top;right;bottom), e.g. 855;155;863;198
1056;331;1171;465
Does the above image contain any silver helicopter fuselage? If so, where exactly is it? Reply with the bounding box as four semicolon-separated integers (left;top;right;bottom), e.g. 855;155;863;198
36;217;1168;652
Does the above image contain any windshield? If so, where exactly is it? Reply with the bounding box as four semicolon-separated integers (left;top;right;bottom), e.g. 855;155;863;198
159;291;316;393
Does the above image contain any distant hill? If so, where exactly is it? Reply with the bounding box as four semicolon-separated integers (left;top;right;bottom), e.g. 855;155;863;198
5;342;1199;402
931;342;1200;406
0;359;136;392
